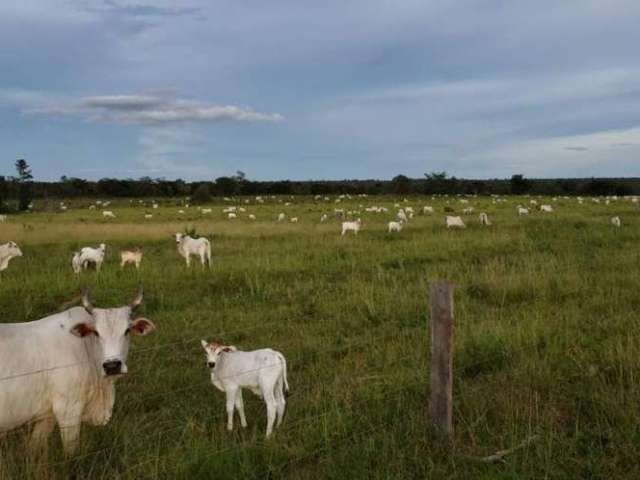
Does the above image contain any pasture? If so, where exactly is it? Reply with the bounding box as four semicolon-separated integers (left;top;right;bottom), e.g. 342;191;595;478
1;194;640;479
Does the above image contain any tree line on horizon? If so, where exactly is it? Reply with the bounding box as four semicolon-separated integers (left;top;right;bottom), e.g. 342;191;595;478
1;160;638;212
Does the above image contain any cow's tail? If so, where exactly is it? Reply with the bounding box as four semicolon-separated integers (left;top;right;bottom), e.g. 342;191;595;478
277;352;289;395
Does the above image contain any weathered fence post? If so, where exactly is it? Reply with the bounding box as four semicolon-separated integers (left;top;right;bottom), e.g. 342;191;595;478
429;281;454;437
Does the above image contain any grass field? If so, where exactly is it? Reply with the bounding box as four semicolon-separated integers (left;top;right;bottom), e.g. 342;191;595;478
1;194;639;479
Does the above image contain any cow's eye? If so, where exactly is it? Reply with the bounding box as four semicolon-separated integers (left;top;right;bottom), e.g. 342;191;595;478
124;328;130;336
93;330;100;337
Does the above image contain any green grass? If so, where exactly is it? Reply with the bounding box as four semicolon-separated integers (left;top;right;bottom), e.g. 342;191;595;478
1;195;639;479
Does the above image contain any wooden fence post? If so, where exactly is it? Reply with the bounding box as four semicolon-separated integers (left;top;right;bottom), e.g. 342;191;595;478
429;281;454;436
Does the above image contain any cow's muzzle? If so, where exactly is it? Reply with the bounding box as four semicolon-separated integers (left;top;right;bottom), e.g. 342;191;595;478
103;360;123;376
207;362;215;369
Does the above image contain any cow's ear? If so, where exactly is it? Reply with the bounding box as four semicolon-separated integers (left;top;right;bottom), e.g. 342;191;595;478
71;323;96;338
130;317;156;336
201;339;208;349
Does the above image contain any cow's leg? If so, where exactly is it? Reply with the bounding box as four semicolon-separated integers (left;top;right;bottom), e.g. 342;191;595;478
185;255;191;267
53;399;83;456
200;252;205;269
263;390;277;438
28;415;55;452
225;387;237;431
274;378;286;428
234;389;247;428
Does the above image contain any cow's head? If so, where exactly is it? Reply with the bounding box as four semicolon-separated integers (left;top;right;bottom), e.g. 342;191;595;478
71;287;155;377
174;233;183;243
5;241;22;258
200;340;237;369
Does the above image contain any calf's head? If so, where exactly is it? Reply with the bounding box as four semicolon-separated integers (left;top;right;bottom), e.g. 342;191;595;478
200;340;237;369
5;241;22;258
71;287;155;377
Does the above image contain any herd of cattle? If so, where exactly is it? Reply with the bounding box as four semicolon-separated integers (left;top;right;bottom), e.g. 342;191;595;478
0;193;637;457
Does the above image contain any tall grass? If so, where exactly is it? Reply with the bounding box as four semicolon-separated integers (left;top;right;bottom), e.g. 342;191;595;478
1;195;639;479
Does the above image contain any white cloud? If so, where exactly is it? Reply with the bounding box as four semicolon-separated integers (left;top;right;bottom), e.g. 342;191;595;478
24;92;284;125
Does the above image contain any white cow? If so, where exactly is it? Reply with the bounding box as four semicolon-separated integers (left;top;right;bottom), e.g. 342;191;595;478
277;213;286;222
540;205;554;213
144;214;153;219
388;221;403;233
228;213;237;219
611;216;622;228
120;249;143;269
78;244;106;272
0;241;23;272
341;219;361;236
201;341;288;438
102;211;116;219
290;217;298;223
0;214;7;222
445;216;466;229
320;214;328;222
423;206;434;214
174;233;211;268
0;288;154;454
201;208;212;214
248;214;256;220
71;251;82;274
517;206;529;216
462;207;474;215
397;210;408;223
479;212;491;226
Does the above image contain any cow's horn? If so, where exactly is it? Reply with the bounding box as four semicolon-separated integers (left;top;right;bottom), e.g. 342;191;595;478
130;284;144;309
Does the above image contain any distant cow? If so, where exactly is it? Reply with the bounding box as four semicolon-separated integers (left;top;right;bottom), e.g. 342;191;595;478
479;212;491;226
0;288;155;454
174;233;211;268
201;340;288;438
102;211;116;219
0;241;23;272
445;216;466;229
611;216;622;228
341;219;361;236
120;248;143;269
77;244;106;272
388;221;403;233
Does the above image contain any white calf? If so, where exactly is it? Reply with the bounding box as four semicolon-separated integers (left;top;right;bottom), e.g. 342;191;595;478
611;216;622;228
71;251;82;274
423;206;434;214
277;213;286;222
445;216;466;229
78;244;106;272
120;249;143;269
290;217;298;223
201;341;289;438
388;221;403;233
0;241;23;272
102;211;116;219
228;213;237;219
540;205;553;213
341;218;361;236
517;206;529;216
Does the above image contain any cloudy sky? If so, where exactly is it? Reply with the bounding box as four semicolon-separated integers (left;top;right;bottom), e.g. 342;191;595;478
1;0;639;181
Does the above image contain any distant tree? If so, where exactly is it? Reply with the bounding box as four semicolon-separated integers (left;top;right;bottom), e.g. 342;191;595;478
391;174;411;195
215;176;239;196
510;174;531;195
15;158;33;211
0;175;7;212
192;182;211;203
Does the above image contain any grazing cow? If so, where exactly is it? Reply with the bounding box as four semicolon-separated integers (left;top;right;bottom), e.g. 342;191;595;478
277;213;285;222
0;215;7;222
445;216;466;229
479;212;491;226
228;213;237;219
397;210;408;223
462;207;474;215
290;217;298;223
0;288;155;455
178;210;185;214
120;248;143;269
320;213;328;222
388;221;403;233
200;341;288;438
611;216;622;228
201;208;212;214
144;214;153;219
0;241;22;272
78;244;106;272
423;206;434;214
174;233;211;268
341;218;361;236
102;211;116;219
248;214;256;220
540;205;553;213
517;206;529;216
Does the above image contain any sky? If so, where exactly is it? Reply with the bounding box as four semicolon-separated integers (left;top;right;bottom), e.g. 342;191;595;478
0;0;639;181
